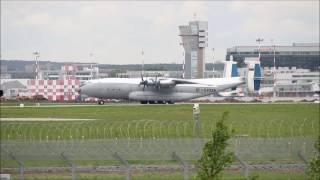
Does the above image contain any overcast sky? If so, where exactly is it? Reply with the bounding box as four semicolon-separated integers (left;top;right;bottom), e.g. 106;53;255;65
1;1;319;64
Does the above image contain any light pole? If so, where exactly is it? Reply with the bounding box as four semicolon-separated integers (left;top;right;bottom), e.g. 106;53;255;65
271;39;276;98
212;48;215;78
182;51;185;79
89;53;93;80
256;38;264;60
33;51;40;80
180;42;186;79
141;49;144;77
33;51;40;97
255;38;263;96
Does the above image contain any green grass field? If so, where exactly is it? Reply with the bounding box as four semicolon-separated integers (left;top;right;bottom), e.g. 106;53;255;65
1;103;319;140
1;103;318;179
10;170;307;180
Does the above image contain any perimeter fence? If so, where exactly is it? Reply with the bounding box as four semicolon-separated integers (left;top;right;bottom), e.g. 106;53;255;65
1;117;318;140
0;118;318;180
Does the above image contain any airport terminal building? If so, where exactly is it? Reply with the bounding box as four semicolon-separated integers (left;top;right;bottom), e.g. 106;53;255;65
226;43;320;70
262;67;319;97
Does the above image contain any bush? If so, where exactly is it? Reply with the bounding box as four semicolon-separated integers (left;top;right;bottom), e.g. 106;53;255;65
197;111;234;180
307;135;320;180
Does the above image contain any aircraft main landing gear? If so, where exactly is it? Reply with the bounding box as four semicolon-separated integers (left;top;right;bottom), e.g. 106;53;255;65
140;100;175;104
157;101;166;104
98;100;105;105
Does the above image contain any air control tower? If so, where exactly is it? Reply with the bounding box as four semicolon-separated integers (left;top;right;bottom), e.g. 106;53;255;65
179;21;208;79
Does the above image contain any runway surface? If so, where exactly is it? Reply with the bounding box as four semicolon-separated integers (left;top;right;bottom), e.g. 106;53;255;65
0;118;96;121
0;101;317;108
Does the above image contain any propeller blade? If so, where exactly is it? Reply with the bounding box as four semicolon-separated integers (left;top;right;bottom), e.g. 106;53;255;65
155;75;160;90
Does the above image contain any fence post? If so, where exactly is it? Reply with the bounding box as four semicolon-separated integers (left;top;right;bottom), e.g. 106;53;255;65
302;142;306;156
234;152;250;180
9;152;24;180
287;141;292;156
298;151;308;164
114;152;131;180
172;151;189;180
60;152;76;180
192;104;201;138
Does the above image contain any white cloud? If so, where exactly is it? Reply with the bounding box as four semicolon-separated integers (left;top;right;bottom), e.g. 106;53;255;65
228;1;319;45
19;13;50;27
1;1;318;64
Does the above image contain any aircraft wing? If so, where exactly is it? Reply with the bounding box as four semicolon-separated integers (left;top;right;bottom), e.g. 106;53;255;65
150;78;218;89
170;78;199;84
170;78;217;87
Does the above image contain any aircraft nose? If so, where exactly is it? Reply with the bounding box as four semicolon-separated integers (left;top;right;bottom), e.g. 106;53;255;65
75;87;81;93
78;85;89;96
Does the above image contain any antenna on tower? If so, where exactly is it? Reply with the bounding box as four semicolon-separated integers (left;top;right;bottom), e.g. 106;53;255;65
193;13;197;20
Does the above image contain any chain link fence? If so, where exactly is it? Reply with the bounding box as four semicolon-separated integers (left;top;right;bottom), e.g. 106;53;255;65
1;117;318;140
0;118;318;180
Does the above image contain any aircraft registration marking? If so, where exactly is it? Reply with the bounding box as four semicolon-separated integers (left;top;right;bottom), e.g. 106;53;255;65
196;88;216;93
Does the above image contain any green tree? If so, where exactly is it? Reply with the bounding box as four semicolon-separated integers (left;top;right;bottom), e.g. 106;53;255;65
307;135;320;180
197;111;234;180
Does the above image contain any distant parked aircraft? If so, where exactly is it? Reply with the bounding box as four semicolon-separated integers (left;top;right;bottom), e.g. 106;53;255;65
218;88;245;97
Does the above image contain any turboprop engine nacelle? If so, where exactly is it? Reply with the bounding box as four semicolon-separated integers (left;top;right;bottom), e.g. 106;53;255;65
246;61;261;93
158;79;176;88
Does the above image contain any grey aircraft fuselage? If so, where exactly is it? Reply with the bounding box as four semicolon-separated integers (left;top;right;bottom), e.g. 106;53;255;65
80;77;245;102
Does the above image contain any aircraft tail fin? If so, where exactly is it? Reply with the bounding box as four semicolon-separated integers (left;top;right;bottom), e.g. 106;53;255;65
224;59;238;90
246;60;262;93
224;61;238;78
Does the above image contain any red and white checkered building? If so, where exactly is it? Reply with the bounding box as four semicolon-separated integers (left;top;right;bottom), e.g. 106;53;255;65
26;64;102;101
61;64;76;72
27;78;80;101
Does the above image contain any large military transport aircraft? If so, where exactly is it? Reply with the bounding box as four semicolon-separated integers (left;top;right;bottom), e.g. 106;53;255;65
79;61;261;104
